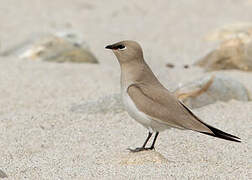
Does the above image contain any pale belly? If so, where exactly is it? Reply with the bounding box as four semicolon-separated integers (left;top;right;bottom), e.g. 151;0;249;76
121;91;169;132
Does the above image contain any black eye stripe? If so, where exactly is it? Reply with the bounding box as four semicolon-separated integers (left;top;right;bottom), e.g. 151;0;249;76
116;45;125;49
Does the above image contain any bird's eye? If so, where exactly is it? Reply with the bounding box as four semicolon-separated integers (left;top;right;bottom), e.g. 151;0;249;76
117;45;127;51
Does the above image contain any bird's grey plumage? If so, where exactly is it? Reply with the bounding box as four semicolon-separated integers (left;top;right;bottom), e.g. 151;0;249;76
105;40;240;151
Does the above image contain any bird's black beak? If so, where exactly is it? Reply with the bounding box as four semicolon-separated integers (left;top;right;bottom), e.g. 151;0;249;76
105;45;114;49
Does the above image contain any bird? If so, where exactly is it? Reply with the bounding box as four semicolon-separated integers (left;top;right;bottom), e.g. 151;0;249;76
105;40;241;152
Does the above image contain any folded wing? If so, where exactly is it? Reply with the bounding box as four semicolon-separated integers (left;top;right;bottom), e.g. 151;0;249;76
127;83;240;142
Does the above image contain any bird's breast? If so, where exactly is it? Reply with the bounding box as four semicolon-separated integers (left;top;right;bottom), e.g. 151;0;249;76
121;88;152;129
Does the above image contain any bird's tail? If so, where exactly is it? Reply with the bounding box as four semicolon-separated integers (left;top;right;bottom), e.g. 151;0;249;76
179;101;241;142
200;123;241;142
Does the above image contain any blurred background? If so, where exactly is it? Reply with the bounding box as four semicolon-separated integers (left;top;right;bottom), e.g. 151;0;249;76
0;0;251;179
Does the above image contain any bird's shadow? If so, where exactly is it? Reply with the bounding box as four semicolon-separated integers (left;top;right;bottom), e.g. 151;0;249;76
118;149;173;165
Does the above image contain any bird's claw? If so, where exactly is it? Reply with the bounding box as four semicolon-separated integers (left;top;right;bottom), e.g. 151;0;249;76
127;147;155;152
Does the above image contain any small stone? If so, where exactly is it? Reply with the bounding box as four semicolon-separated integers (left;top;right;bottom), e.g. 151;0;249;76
175;74;251;109
183;64;189;69
166;63;175;68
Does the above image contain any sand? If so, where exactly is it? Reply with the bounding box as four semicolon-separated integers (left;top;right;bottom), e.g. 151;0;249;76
0;0;251;179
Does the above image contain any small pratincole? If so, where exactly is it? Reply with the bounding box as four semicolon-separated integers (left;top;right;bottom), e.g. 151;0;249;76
106;40;240;152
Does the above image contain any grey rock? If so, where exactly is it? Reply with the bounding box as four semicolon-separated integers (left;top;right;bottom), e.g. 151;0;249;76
175;74;251;109
1;32;98;64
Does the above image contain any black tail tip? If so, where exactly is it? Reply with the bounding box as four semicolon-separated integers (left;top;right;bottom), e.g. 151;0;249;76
200;124;241;142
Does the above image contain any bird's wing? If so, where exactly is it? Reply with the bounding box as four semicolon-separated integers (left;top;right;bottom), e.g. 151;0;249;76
127;83;213;133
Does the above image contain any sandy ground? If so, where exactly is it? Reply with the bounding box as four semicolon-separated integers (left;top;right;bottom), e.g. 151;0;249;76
0;0;251;179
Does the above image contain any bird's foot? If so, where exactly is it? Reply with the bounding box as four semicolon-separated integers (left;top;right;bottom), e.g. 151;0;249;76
127;146;155;152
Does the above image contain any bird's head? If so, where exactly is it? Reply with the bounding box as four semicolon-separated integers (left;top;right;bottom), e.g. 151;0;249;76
105;40;144;64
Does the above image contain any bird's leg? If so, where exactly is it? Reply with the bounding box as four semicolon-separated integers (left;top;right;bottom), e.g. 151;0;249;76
149;132;159;150
142;131;153;148
128;132;152;152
